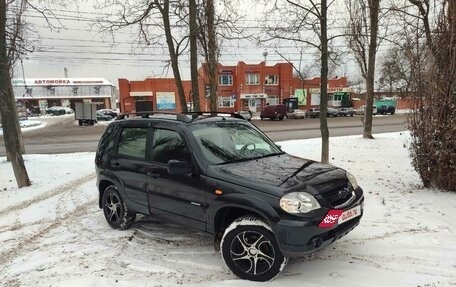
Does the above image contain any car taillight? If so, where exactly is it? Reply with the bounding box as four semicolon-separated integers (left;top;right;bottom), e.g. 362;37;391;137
318;210;343;228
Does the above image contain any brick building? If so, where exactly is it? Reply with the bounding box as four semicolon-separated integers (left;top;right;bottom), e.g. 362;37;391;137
118;61;350;113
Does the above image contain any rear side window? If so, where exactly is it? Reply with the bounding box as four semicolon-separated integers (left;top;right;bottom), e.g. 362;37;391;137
97;123;119;156
118;127;148;160
151;129;189;164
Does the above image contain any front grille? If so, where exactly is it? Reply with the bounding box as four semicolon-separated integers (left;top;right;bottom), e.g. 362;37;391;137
322;184;354;208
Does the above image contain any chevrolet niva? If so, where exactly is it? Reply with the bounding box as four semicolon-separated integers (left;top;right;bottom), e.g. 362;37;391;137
95;112;364;281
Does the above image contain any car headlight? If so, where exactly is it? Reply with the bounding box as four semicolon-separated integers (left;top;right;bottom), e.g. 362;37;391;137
280;192;321;214
347;172;358;189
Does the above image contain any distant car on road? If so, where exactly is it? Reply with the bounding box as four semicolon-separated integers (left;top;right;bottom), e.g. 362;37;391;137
96;111;113;121
260;104;287;120
97;109;119;119
286;109;306;119
305;108;320;118
327;108;339;117
234;110;252;121
338;107;355;117
46;106;73;116
356;105;377;115
377;105;396;115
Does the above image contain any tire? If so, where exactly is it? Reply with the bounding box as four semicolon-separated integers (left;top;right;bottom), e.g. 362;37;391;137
102;186;136;230
278;117;284;120
221;216;287;282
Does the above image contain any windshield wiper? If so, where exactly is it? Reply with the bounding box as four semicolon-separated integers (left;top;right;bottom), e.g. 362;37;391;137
219;151;285;165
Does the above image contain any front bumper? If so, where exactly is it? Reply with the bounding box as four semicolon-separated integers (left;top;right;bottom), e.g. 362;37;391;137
274;195;364;258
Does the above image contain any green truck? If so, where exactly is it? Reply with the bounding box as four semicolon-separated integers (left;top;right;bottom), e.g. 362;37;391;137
374;99;397;115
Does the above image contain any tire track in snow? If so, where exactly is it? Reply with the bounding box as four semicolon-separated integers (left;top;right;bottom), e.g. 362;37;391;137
0;173;96;217
0;197;97;267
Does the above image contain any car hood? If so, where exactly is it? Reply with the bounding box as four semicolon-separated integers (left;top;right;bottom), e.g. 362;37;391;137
208;153;348;197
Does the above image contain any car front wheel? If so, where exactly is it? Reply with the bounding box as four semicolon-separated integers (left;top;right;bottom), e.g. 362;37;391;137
102;186;136;230
221;216;287;281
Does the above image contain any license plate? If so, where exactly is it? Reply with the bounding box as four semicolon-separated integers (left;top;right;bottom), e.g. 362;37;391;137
338;205;361;225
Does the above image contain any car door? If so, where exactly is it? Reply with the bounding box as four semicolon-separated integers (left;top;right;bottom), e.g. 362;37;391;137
146;127;207;231
109;124;151;215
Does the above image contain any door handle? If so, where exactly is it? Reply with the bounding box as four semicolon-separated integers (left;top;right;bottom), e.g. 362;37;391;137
112;161;120;167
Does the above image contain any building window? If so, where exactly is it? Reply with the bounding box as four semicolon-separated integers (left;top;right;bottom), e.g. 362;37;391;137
267;95;279;105
265;75;279;85
73;87;78;94
333;94;342;101
219;75;233;86
218;96;234;107
245;73;259;85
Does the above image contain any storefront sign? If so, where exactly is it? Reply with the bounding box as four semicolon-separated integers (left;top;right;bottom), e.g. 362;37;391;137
240;93;267;99
295;89;307;105
309;87;351;93
130;91;153;97
156;92;176;110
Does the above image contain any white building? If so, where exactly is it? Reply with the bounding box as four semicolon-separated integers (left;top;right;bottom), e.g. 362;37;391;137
12;78;118;113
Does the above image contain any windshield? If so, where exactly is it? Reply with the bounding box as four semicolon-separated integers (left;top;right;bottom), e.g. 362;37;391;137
190;121;283;164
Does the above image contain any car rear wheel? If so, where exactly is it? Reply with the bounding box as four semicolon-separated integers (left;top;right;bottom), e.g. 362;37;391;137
221;216;287;281
102;186;136;230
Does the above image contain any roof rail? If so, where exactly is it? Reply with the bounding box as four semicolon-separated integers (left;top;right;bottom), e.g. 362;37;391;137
182;111;246;121
116;111;192;122
116;111;246;122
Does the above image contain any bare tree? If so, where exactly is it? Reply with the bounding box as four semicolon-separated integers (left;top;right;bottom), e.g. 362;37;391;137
261;0;344;163
0;0;31;187
189;0;200;111
346;0;382;139
197;0;218;112
406;0;456;190
98;0;190;112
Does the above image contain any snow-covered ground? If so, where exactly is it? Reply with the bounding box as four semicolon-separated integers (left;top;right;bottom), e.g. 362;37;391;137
0;132;455;287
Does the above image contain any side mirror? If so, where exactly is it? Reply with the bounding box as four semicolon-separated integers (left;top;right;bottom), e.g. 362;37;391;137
167;160;192;175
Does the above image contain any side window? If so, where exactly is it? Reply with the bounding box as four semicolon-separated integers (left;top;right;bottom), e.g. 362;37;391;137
151;129;190;164
118;127;148;160
97;123;119;155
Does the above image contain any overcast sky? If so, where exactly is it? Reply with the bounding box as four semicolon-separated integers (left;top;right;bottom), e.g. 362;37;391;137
15;0;394;87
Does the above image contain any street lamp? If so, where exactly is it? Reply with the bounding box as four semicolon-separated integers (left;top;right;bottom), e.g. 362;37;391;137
263;50;268;65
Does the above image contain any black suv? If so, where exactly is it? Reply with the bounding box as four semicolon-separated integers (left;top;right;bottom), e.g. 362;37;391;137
95;112;364;281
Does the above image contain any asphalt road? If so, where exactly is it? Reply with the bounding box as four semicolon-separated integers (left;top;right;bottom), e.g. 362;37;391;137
0;114;408;155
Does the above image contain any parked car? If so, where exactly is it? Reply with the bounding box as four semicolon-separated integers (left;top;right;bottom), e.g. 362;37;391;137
260;104;287;120
377;105;396;115
97;109;119;119
96;111;113;121
46;106;73;116
96;112;364;281
338;107;355;117
286;109;306;119
234;110;252;121
305;108;320;118
327;108;339;117
356;105;377;115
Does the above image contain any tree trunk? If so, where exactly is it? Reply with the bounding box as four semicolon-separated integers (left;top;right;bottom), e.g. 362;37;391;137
363;0;380;139
159;0;187;112
189;0;200;112
320;0;329;164
205;0;218;112
0;0;31;188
